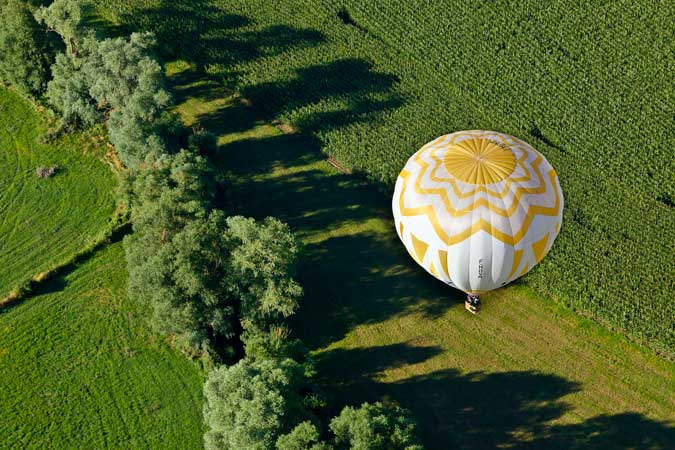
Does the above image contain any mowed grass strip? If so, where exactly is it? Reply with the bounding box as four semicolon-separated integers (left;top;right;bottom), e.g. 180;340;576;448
0;242;204;450
168;66;675;450
0;87;116;296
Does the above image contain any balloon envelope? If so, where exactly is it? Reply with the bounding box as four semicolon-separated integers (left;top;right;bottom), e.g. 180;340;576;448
392;130;563;294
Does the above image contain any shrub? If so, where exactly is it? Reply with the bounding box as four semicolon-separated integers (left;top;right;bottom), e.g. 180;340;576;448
330;402;424;450
35;165;58;178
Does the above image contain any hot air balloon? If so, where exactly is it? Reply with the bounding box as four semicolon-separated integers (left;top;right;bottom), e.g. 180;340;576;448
392;130;563;313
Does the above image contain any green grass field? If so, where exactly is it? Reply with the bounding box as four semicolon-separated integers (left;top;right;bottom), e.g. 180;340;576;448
0;241;204;450
96;0;675;355
168;63;675;450
0;87;116;297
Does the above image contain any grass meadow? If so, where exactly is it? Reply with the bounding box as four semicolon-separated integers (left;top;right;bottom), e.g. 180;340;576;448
0;87;203;449
0;242;204;450
0;87;116;298
169;62;675;450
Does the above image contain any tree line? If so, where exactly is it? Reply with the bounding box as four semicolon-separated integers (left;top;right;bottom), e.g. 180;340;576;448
0;1;425;448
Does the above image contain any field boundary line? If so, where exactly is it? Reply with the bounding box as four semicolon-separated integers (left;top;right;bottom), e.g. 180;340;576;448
0;216;131;309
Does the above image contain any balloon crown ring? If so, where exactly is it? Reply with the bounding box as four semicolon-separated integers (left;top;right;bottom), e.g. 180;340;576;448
441;137;517;185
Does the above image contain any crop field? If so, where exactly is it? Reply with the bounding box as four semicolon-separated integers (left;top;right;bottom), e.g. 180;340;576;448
0;87;116;298
96;0;675;355
167;64;675;450
0;242;204;450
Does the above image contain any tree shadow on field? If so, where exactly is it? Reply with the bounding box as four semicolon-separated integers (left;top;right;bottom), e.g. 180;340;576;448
117;0;404;137
115;0;325;80
315;343;675;450
217;127;462;349
241;58;405;134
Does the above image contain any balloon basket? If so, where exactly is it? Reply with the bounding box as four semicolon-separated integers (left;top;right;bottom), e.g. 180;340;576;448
465;300;480;314
465;295;480;314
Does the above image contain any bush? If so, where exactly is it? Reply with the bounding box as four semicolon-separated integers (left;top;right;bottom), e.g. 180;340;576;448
330;402;424;450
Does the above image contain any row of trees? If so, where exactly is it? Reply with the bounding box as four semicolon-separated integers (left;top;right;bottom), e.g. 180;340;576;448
1;0;172;167
203;356;424;450
122;148;303;361
0;1;426;448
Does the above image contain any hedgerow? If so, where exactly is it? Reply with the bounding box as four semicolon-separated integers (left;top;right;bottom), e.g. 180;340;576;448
96;0;675;355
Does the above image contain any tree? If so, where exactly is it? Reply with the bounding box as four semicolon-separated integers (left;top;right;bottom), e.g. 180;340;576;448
34;0;84;57
124;150;302;358
86;32;172;167
124;150;216;354
0;0;57;95
225;215;303;341
203;357;313;450
202;358;424;450
38;0;171;167
276;422;332;450
46;50;100;127
330;402;424;450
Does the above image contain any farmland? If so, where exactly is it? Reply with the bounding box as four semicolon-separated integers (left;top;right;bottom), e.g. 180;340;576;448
95;0;675;354
1;0;674;449
0;37;204;450
168;63;675;449
0;242;204;450
0;87;116;298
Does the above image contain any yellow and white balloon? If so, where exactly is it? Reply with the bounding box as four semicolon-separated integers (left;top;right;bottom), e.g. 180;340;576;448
392;130;563;295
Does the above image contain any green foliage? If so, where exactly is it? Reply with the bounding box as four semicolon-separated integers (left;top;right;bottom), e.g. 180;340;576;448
34;0;85;56
0;0;57;95
96;0;675;353
0;242;204;450
330;403;423;450
0;86;115;297
124;150;302;358
88;32;172;167
202;356;423;450
203;357;312;450
276;422;331;450
225;215;303;337
48;30;171;167
46;50;101;127
123;149;216;354
243;331;308;361
39;0;171;167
